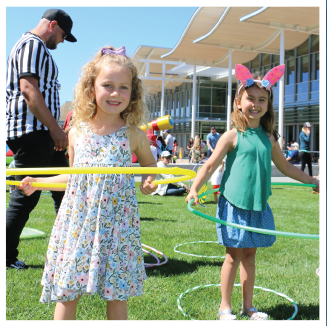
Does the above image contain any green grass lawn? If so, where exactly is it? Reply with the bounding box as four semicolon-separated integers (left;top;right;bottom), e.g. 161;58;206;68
6;184;319;320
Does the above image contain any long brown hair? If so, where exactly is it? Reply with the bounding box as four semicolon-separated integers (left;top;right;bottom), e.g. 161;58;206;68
231;73;279;141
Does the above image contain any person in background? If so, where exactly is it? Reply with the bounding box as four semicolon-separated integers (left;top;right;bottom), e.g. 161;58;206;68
201;138;206;151
286;142;300;164
190;135;204;164
164;129;174;155
6;8;77;270
299;122;312;176
172;138;178;163
156;135;165;160
206;125;220;158
286;139;295;157
152;151;189;196
187;138;194;163
211;160;225;203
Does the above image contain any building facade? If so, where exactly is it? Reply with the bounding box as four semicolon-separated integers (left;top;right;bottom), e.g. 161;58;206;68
146;35;319;158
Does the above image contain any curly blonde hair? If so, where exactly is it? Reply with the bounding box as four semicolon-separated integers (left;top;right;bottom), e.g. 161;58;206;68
231;73;279;141
72;45;149;137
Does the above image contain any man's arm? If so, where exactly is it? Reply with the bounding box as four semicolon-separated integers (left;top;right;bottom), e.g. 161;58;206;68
20;76;68;151
206;136;213;151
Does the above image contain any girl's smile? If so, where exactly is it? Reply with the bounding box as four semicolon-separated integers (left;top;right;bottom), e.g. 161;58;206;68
237;87;269;128
94;64;132;116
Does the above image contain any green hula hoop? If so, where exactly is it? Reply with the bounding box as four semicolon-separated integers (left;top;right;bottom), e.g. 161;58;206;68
187;186;319;240
177;283;298;320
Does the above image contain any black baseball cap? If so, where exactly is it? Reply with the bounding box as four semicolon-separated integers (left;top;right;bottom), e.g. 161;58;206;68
42;9;77;42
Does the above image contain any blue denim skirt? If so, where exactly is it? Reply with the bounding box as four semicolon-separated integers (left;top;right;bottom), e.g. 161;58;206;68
216;195;276;248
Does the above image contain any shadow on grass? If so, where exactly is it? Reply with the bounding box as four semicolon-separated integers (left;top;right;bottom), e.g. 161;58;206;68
144;258;223;277
140;217;176;222
263;303;319;320
202;201;218;205
138;202;163;205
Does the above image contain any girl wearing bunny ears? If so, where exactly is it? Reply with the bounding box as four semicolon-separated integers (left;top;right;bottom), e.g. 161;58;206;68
186;64;319;320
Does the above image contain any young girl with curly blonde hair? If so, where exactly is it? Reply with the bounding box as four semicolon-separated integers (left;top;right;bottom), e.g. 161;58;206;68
19;46;157;320
186;64;319;320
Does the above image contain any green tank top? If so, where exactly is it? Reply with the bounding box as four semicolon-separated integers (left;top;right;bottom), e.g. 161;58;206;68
219;125;272;211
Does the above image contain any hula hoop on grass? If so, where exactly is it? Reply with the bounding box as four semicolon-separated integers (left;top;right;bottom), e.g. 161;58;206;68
142;244;168;268
177;283;298;320
188;188;319;240
174;241;225;259
6;167;196;188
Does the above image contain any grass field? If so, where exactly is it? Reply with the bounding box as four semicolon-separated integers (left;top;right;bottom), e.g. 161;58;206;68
6;183;319;320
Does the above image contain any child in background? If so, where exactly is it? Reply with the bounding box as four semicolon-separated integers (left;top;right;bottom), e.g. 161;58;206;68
19;46;157;320
210;160;225;203
186;64;319;320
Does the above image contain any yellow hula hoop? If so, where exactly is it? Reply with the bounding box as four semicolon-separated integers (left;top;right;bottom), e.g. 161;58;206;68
6;167;196;188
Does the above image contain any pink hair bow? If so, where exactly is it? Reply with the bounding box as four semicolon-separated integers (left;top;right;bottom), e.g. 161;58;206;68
235;64;285;95
102;46;126;57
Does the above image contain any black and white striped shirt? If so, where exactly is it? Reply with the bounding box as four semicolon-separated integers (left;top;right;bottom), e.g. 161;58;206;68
6;32;61;140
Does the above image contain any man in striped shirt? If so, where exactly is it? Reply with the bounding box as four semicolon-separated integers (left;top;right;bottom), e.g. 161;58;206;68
6;9;77;270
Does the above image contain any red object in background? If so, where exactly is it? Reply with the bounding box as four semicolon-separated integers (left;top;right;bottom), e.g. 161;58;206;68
147;129;157;146
132;130;157;163
63;110;74;130
6;149;13;156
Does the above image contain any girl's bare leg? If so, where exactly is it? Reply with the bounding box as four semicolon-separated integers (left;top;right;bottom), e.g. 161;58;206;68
54;296;81;320
107;300;127;320
240;247;257;317
219;247;243;318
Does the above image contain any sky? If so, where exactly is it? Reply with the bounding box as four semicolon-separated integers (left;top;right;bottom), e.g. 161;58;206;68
6;7;198;105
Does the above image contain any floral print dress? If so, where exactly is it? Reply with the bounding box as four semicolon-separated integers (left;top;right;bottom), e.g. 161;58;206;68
40;123;146;303
190;147;204;164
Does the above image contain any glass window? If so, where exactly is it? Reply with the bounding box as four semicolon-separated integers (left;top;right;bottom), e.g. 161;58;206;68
199;79;211;87
212;88;226;106
261;65;270;76
298;56;309;82
311;35;319;53
251;54;260;69
286;59;295;84
198;106;211;118
272;55;280;64
212;106;225;120
297;38;309;56
242;62;250;69
285;49;294;60
311;52;319;80
180;90;184;107
199;88;211;105
211;81;226;88
261;54;270;66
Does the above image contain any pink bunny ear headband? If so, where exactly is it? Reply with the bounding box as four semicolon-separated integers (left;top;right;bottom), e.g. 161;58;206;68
102;46;126;56
235;64;285;97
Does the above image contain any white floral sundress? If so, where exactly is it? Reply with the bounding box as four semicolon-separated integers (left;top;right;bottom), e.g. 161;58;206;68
40;123;146;303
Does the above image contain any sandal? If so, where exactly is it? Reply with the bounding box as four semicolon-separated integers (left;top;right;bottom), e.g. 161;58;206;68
240;306;268;320
217;308;237;320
